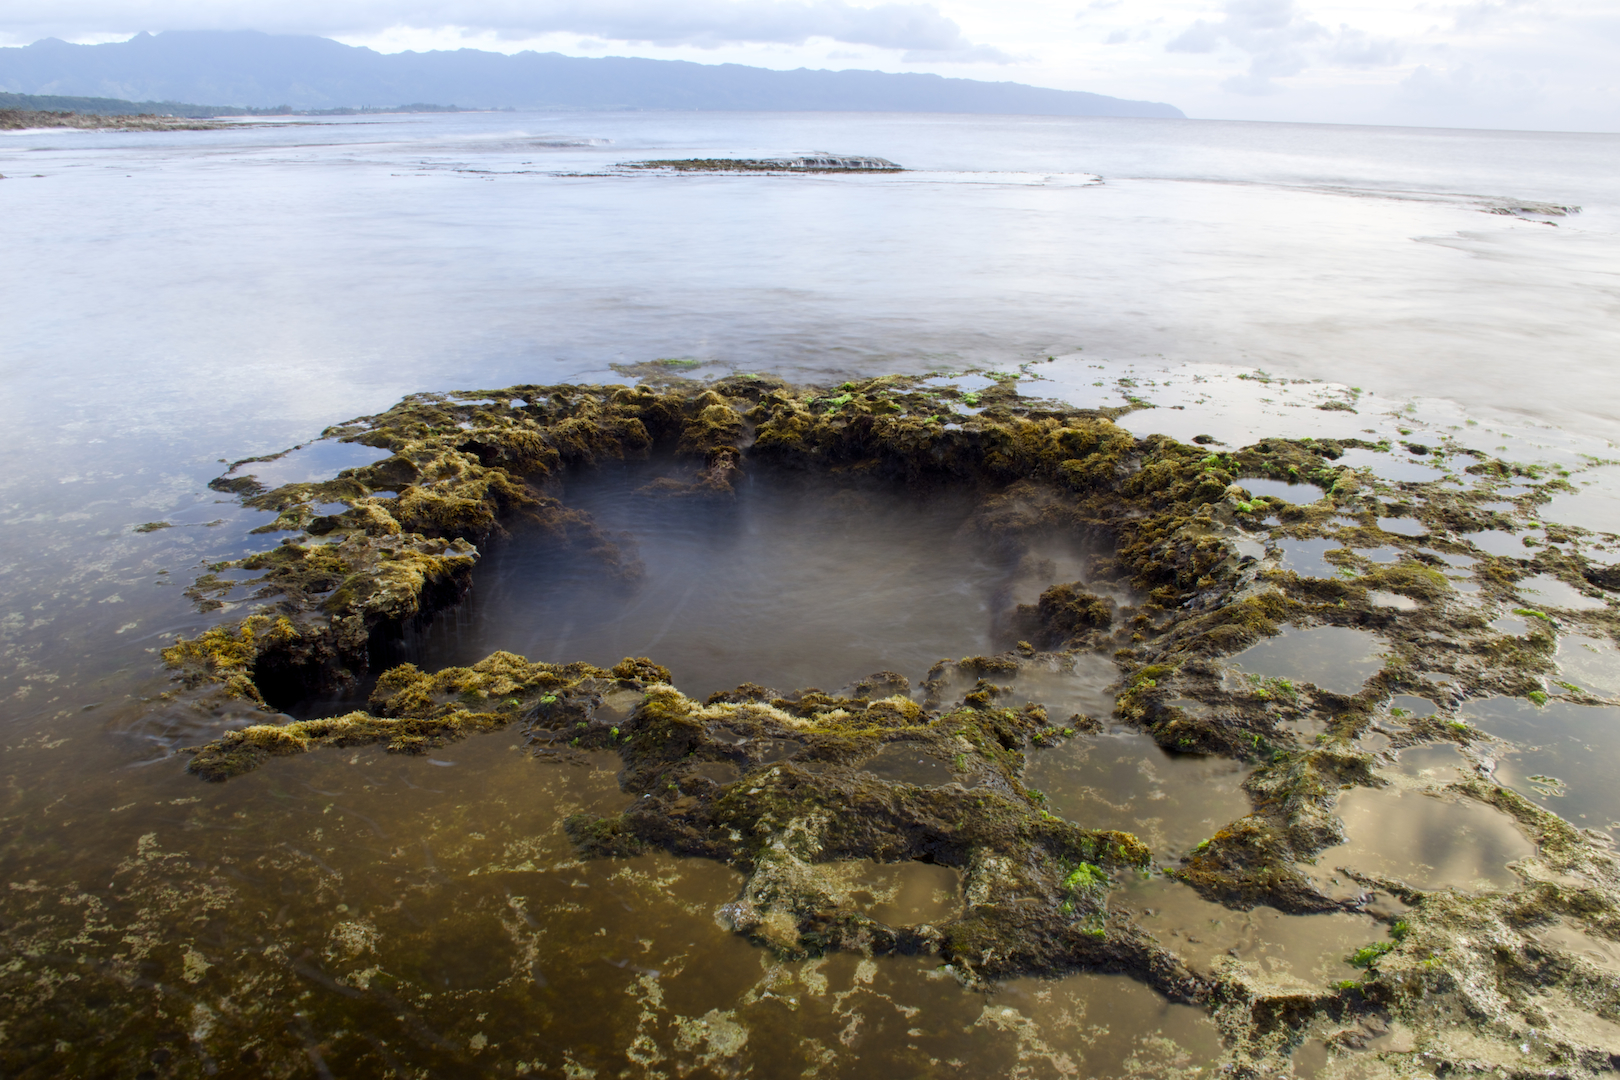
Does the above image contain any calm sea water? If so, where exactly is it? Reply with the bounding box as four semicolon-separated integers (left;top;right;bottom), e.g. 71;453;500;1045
1;111;1618;1073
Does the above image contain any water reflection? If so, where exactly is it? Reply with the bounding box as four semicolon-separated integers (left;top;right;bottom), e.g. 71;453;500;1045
1529;919;1620;975
1376;517;1426;537
1514;573;1608;612
1026;731;1251;858
1555;633;1620;696
1389;743;1470;784
1309;786;1533;896
1118;876;1378;986
1336;448;1446;483
1466;529;1532;558
1463;696;1620;836
1242;478;1323;503
1231;626;1386;696
217;438;394;491
994;653;1122;722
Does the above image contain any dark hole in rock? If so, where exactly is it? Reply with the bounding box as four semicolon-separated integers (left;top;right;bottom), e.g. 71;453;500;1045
335;456;1106;713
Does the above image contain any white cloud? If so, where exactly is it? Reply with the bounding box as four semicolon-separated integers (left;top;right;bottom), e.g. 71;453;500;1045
1451;0;1540;34
1164;0;1401;95
1395;60;1547;119
1330;27;1401;67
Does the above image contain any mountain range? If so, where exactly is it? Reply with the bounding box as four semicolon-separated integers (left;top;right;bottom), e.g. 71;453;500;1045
0;31;1185;118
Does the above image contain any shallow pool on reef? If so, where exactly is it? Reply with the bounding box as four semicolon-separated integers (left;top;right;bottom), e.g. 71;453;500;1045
1336;446;1448;483
1025;731;1252;859
1390;743;1471;784
1279;538;1352;579
1240;477;1322;503
1556;633;1620;697
1308;786;1535;896
1118;876;1379;986
847;860;963;925
983;971;1224;1074
1514;573;1609;612
1463;697;1620;837
392;460;1096;701
1377;516;1427;537
219;437;395;490
1230;625;1387;696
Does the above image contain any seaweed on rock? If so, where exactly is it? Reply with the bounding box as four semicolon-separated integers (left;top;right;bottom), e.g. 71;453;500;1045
160;372;1620;1076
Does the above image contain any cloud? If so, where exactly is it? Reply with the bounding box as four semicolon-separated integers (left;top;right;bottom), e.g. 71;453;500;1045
1;0;1007;60
901;43;1015;63
1165;0;1400;94
1165;20;1220;53
1451;0;1539;33
1329;27;1400;67
1395;61;1544;118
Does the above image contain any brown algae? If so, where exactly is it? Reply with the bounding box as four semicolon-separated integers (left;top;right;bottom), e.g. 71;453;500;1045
17;370;1620;1076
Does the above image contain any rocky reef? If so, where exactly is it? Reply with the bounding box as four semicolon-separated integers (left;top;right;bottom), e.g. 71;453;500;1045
0;108;229;131
622;156;903;172
155;369;1620;1076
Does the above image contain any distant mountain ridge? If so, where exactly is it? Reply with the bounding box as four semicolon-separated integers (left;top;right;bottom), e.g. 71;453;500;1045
0;31;1185;119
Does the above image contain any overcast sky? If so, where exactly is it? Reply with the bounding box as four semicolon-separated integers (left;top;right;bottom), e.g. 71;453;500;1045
4;0;1618;131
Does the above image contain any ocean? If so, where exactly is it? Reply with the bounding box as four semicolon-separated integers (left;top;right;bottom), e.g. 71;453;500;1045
1;109;1618;1076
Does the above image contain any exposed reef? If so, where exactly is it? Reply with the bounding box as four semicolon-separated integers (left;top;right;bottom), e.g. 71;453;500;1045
0;108;230;131
622;155;902;172
159;370;1620;1076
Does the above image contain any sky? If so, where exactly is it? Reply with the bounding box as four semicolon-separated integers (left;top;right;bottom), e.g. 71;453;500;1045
3;0;1618;131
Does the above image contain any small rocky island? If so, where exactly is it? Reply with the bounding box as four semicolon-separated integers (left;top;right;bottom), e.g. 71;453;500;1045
623;154;902;172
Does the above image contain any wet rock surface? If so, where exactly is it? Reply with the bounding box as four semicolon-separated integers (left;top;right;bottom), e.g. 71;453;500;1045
9;371;1620;1076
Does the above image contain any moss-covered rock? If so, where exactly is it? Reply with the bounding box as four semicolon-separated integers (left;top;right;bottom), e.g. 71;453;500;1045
156;371;1620;1071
